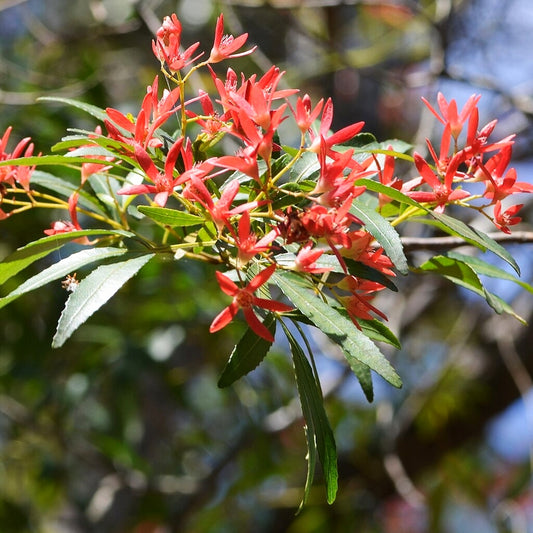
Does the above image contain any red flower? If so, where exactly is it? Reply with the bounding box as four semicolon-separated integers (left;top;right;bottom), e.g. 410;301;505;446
117;138;183;206
0;126;36;190
408;151;470;213
185;177;260;230
233;211;279;265
294;243;333;274
292;94;324;134
422;92;481;141
308;98;364;154
208;14;256;63
493;201;523;234
210;265;292;341
152;14;202;72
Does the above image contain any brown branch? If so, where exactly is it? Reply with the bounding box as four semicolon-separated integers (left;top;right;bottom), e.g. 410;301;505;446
401;231;533;252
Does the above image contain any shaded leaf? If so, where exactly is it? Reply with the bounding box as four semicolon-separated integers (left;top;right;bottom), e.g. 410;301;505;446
30;171;108;216
52;253;154;348
218;314;275;387
282;323;338;506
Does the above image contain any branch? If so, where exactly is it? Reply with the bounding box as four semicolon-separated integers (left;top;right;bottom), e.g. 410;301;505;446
401;231;533;252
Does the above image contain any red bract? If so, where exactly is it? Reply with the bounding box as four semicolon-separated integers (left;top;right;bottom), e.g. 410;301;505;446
308;98;365;155
493;201;523;234
477;146;533;202
292;95;324;134
208;13;256;63
337;275;388;326
422;92;481;141
214;146;261;183
408;152;470;213
0;126;35;190
105;77;181;150
117;138;183;206
294;243;333;274
232;211;279;265
185;177;260;231
210;265;292;341
152;14;202;72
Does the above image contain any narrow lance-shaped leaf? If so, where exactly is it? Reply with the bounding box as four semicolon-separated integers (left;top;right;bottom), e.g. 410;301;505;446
30;170;108;216
446;251;533;294
218;314;276;387
52;253;155;348
0;247;128;310
350;201;408;275
282;322;338;506
38;96;108;122
431;212;520;275
273;271;402;394
416;255;526;323
0;229;134;286
137;206;205;227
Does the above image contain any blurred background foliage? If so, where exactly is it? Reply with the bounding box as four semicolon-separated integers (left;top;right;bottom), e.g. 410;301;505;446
1;0;533;531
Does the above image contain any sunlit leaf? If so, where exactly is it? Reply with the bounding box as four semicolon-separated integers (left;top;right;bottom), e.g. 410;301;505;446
350;201;408;274
446;251;533;294
273;271;402;392
358;318;401;349
416;254;526;322
38;96;108;122
430;212;520;275
137;205;205;227
52;253;154;348
0;247;127;309
0;229;133;286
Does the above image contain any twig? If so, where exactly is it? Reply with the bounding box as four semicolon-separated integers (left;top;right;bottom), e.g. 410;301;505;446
401;231;533;252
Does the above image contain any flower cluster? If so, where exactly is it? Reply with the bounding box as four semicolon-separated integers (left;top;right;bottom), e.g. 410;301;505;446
0;12;531;343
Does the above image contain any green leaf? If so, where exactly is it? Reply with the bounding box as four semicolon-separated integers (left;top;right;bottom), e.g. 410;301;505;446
344;259;398;292
0;247;127;309
430;212;520;275
218;314;275;387
38;96;108;122
482;289;527;324
283;324;338;506
273;271;402;391
416;255;484;294
355;178;520;275
0;229;133;286
446;251;533;294
52;253;154;348
358;318;401;349
415;254;526;322
137;206;204;227
30;171;108;216
288;151;320;183
350;201;408;275
355;178;426;209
